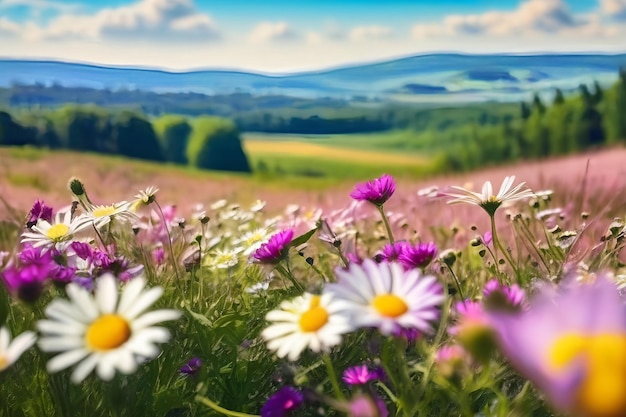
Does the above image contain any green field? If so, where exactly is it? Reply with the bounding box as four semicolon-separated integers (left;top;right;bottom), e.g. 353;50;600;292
242;131;443;180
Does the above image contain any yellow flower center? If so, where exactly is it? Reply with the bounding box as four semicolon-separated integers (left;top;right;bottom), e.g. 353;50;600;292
85;314;131;351
46;224;69;241
372;294;408;318
298;296;329;332
0;355;8;371
92;206;117;218
549;333;626;417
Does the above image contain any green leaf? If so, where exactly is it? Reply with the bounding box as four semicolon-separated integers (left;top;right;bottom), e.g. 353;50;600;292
289;227;317;249
185;307;213;327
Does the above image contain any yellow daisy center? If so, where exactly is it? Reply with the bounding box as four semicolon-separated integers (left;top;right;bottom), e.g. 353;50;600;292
372;294;408;318
46;224;69;241
0;355;8;371
92;206;117;218
299;296;329;332
549;333;626;417
85;314;131;351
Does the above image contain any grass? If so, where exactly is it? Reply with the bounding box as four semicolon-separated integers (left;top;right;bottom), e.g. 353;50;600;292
242;133;438;180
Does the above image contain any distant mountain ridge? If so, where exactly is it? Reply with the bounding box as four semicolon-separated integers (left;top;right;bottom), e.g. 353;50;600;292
1;53;625;103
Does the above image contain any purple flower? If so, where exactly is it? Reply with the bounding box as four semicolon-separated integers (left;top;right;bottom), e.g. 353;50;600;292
71;276;94;291
26;199;53;227
483;279;526;311
397;242;437;270
1;263;50;302
392;327;422;342
50;265;77;284
152;246;165;265
350;174;396;206
253;229;294;265
70;241;92;260
376;242;410;263
260;386;303;417
179;357;202;376
487;276;626;417
343;364;385;385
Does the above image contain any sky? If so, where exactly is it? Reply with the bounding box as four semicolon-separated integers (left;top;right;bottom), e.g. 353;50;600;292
0;0;625;73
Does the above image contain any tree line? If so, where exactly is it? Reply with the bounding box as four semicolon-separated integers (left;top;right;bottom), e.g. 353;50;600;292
0;107;251;173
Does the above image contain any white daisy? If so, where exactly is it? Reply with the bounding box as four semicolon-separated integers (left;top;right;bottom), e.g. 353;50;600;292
234;227;274;256
0;326;36;372
207;248;242;269
250;199;267;212
82;201;138;228
133;186;159;206
262;292;354;361
21;210;91;251
326;259;445;336
37;274;180;384
440;175;535;216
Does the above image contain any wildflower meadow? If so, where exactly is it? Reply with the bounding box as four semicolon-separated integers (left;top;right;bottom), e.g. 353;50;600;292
1;169;626;417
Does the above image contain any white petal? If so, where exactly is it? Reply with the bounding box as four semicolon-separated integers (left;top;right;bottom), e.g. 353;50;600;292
37;320;85;337
6;331;36;361
0;327;9;352
66;283;99;320
122;287;163;320
117;277;147;316
45;300;88;325
131;310;180;330
96;353;117;381
70;353;99;384
96;275;119;314
47;349;89;373
38;336;83;352
115;350;138;374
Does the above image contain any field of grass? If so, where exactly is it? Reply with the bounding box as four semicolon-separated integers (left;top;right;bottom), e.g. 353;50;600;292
242;132;439;179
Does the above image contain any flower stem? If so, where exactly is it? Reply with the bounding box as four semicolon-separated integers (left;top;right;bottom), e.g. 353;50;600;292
377;205;395;244
275;264;304;293
154;200;180;281
489;214;518;281
323;353;346;401
195;395;260;417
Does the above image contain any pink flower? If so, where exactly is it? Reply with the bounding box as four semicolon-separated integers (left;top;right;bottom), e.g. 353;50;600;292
350;174;396;206
253;229;294;264
342;364;385;385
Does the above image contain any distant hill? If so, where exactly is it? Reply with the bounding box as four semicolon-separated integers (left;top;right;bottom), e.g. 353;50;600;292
0;53;625;103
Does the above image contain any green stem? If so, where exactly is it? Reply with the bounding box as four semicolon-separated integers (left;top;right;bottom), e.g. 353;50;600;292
489;215;519;282
444;263;465;302
377;205;395;244
154;200;181;281
196;395;260;417
275;264;304;293
323;353;345;401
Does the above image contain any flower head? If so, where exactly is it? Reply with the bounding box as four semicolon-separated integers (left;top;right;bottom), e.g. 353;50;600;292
37;273;180;383
179;357;202;376
21;210;90;251
0;327;36;372
348;394;389;417
134;186;159;206
483;279;526;311
26;199;53;227
262;292;353;361
350;174;396;206
83;201;138;228
397;242;437;270
488;276;626;417
441;176;534;216
343;364;385;385
327;260;444;336
2;249;55;302
253;229;294;265
261;386;304;417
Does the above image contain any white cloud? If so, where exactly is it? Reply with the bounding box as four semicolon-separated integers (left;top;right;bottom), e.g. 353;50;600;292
348;25;393;41
0;0;81;14
248;21;298;44
19;0;220;42
601;0;626;20
0;17;21;38
412;0;584;38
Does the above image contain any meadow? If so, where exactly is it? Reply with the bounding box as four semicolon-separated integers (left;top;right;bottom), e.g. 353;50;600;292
1;144;626;416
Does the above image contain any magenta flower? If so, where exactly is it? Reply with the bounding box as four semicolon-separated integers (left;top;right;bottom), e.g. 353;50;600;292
487;276;626;417
342;364;385;385
253;229;294;264
350;174;396;206
397;242;437;270
26;199;53;227
261;386;303;417
1;263;51;302
376;242;410;263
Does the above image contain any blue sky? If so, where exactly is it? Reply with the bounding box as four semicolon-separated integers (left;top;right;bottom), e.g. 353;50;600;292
0;0;624;72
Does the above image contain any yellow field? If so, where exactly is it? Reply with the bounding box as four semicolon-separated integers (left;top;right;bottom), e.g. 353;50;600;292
243;140;425;165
